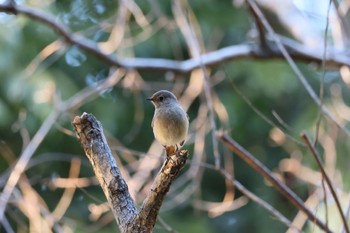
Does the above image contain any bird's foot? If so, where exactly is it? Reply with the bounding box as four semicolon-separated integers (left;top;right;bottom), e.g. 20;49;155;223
165;145;177;156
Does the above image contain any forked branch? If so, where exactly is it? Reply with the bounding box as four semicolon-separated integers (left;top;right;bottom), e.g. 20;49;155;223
72;113;187;233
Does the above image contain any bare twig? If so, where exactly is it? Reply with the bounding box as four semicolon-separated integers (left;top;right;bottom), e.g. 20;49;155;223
0;110;60;222
246;0;350;137
246;0;267;49
216;131;331;233
315;0;332;146
332;0;350;46
173;0;220;168
341;193;350;233
0;2;348;74
0;216;14;233
300;132;349;233
230;80;303;146
287;190;323;233
0;70;123;224
157;216;178;233
201;163;302;232
321;179;329;230
52;158;81;220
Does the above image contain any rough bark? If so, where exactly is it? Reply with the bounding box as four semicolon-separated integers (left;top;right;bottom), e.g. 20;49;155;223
72;112;188;233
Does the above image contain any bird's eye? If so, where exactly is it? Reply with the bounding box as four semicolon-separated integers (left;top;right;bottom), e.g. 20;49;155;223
159;96;164;101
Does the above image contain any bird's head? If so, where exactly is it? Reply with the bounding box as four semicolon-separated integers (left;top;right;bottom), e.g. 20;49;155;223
147;90;178;108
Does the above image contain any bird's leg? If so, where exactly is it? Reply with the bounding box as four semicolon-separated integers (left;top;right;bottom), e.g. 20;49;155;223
165;145;176;156
164;145;177;164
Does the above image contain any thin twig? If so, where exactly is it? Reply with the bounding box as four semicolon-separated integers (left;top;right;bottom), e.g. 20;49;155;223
201;163;302;232
341;193;350;233
300;132;349;233
172;0;221;168
157;216;178;233
52;158;81;220
246;0;267;49
217;131;331;233
321;178;329;231
316;1;333;228
0;110;60;221
315;0;332;146
230;80;303;146
0;216;15;233
331;0;350;45
271;110;294;134
0;70;123;223
246;0;350;137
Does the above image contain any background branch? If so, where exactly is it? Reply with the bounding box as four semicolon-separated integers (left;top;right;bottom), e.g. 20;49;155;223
247;0;350;138
202;163;302;232
0;70;123;222
1;0;349;232
301;132;349;233
0;2;348;74
217;131;331;233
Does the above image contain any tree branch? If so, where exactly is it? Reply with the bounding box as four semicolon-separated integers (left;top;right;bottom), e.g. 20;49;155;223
72;113;188;232
216;131;332;233
301;132;349;233
0;2;348;74
0;110;60;222
201;163;301;232
246;0;350;138
136;150;188;231
0;70;123;223
72;113;137;230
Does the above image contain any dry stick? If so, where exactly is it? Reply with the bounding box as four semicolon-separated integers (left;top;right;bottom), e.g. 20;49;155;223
315;0;332;147
72;113;188;233
331;0;350;43
246;0;267;49
0;3;349;72
230;81;303;146
321;179;329;231
0;71;122;223
172;1;220;168
300;132;350;233
246;0;350;138
216;131;332;233
0;110;60;222
201;163;302;232
52;158;81;220
341;193;350;233
157;216;178;233
72;113;137;231
1;215;15;233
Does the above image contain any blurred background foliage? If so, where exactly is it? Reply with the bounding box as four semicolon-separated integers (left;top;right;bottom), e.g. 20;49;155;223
0;0;350;232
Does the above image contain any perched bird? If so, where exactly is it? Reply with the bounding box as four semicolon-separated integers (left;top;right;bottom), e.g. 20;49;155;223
147;90;189;155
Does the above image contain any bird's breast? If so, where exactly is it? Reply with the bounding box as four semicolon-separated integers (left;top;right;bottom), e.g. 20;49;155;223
152;106;188;146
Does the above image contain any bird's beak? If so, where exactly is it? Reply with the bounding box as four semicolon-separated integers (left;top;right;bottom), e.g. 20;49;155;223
146;97;153;101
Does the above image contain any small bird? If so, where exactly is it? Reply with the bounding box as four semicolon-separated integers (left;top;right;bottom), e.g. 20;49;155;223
147;90;189;155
